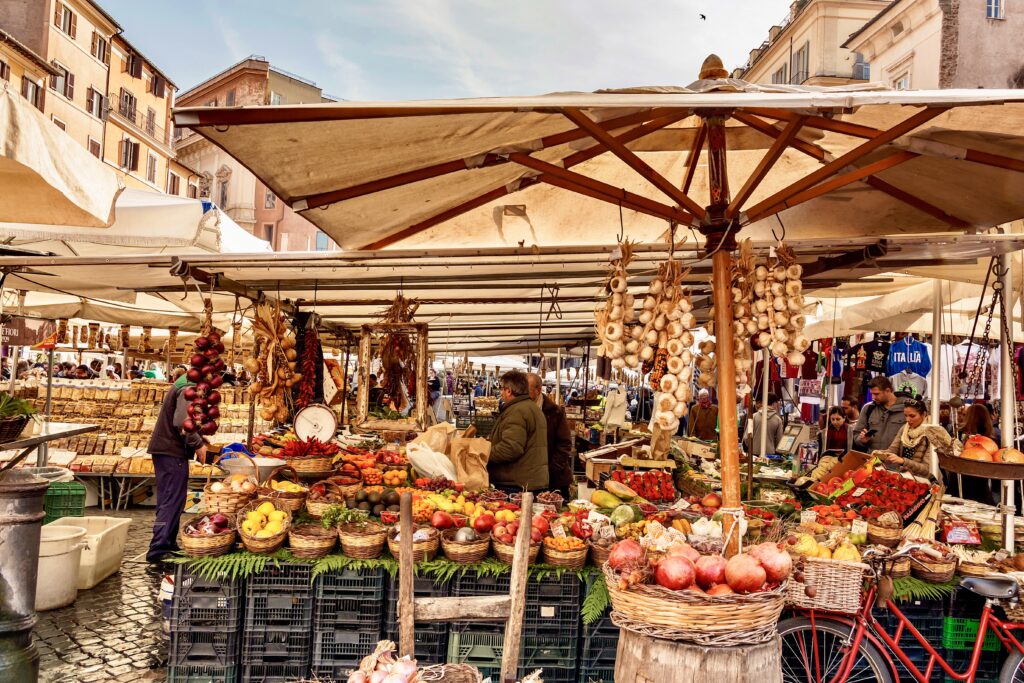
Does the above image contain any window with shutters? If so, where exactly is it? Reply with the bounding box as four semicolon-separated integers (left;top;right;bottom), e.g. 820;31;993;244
51;116;66;132
50;62;66;95
771;64;787;84
218;180;228;207
91;32;109;64
145;107;156;136
151;75;165;99
119;139;140;171
264;190;276;209
187;183;198;199
226;89;236;106
85;87;104;118
0;61;9;82
21;79;41;110
790;42;810;84
146;153;157;183
270;91;283;105
87;137;101;158
125;52;142;79
167;173;180;195
54;3;76;38
119;88;137;120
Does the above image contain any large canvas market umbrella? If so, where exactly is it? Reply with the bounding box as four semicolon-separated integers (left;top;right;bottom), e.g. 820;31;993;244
173;56;1024;554
0;85;122;228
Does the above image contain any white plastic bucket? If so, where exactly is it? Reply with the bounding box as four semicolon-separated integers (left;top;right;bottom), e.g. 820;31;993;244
49;516;132;589
34;525;87;611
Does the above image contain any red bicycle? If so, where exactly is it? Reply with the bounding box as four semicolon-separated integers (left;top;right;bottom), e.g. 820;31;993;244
778;544;1024;682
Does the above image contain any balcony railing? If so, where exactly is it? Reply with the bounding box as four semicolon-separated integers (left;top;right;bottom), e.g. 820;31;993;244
108;93;167;146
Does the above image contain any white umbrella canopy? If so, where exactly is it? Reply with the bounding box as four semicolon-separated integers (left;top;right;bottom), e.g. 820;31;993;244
0;84;122;227
174;76;1024;252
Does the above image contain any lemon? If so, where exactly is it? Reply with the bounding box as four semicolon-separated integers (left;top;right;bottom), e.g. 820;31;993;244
268;510;287;523
255;529;274;539
257;502;276;517
241;520;257;536
246;511;266;525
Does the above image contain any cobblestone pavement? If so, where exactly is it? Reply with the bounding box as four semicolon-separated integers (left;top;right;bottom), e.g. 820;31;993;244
35;507;168;683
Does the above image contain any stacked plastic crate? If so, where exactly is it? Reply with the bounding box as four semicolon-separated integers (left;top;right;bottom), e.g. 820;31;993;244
872;599;946;683
310;567;387;680
242;563;314;683
382;573;450;665
577;575;616;683
448;572;581;683
944;589;1004;683
168;566;244;683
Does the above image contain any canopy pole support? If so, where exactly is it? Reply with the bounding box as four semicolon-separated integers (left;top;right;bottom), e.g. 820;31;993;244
1000;252;1016;553
930;280;943;479
556;348;562;406
700;109;743;557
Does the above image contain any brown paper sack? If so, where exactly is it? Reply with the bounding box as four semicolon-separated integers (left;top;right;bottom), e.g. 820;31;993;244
449;437;491;491
649;425;672;460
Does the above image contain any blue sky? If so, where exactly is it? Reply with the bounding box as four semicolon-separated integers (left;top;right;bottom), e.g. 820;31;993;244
100;0;794;100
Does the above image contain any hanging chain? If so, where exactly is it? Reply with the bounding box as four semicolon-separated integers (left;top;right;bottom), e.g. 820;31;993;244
995;261;1024;440
964;282;1000;400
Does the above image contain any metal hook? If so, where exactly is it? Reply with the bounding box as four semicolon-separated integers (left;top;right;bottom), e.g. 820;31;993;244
617;201;624;243
668;221;678;259
772;215;787;243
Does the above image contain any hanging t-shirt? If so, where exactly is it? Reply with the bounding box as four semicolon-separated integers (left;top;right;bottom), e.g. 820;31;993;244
890;370;927;399
862;339;890;373
802;349;820;380
955;341;1000;399
887;336;932;377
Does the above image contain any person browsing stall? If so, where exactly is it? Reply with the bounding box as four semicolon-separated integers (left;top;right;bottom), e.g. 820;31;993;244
528;373;573;497
819;406;854;454
488;370;548;491
851;376;907;452
874;398;952;478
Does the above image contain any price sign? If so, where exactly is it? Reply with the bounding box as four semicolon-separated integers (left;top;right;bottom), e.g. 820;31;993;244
851;519;868;536
551;523;567;538
852;487;867;498
800;510;817;526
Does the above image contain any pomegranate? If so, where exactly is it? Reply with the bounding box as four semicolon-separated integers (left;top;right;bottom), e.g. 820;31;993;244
706;583;734;596
608;540;644;571
997;447;1024;464
685;585;705;595
694;554;728;589
961;445;994;462
654;556;695;591
725;553;767;594
747;542;793;583
667;543;700;564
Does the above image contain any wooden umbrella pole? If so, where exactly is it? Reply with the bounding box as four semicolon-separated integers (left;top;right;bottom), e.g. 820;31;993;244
712;246;742;557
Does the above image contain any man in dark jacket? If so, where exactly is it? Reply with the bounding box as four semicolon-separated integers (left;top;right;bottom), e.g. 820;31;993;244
147;383;208;563
528;373;573;496
488;370;548;491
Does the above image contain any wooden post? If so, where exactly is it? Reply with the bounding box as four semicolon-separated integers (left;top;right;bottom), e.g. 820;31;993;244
398;492;415;657
356;326;371;424
556;347;562;405
340;336;352;423
501;491;533;683
415;325;429;429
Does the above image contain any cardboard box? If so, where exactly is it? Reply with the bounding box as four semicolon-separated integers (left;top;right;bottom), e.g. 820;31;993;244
808;450;873;499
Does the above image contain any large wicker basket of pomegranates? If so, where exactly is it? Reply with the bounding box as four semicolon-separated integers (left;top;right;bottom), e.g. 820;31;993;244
603;539;790;646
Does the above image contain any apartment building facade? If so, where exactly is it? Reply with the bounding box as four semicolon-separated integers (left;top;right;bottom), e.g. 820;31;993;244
175;55;338;251
844;0;1024;90
735;0;889;85
0;27;58;113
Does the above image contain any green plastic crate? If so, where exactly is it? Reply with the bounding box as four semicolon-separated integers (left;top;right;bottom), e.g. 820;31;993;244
942;617;1000;652
43;482;86;524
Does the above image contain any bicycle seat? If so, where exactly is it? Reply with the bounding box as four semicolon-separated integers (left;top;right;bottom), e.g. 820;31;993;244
961;575;1019;600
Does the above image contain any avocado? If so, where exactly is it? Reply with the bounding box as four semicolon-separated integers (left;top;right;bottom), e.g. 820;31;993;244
357;501;371;511
368;492;382;505
387;504;400;512
355;490;368;503
344;497;356;508
372;504;385;516
384;491;400;506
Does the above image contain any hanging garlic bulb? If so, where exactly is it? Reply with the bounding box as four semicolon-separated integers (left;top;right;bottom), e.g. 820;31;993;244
787;349;806;366
649;278;664;295
756;331;772;348
626;339;640;354
772;265;787;281
774;310;790;327
612;357;626;370
624;354;639;368
773;328;789;343
793;334;811;352
757;313;770;330
610;305;624;320
745;319;759;335
640;346;655;361
732;287;743;303
770;281;785;297
677;298;693;313
680;331;695;348
753;281;768;297
679;312;696;329
612;292;623;306
643;296;657;311
754;265;769;281
773;297;788;312
639;310;654;326
654;314;667;331
770;340;789;356
787;264;803;280
611;340;626;357
645;329;659;346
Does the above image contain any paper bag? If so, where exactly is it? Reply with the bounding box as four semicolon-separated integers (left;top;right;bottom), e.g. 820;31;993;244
412;422;457;455
406;442;458;481
449;437;491;491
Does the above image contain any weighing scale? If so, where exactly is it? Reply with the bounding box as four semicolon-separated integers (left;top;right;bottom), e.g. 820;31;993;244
777;423;816;458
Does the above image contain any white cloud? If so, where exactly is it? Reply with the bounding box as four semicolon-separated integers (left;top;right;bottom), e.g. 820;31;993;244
314;33;367;100
205;7;246;61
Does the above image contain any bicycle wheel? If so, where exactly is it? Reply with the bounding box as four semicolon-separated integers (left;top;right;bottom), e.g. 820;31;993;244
779;616;894;683
1001;651;1024;682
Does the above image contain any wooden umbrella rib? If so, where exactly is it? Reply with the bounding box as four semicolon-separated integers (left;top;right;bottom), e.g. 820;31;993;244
562;107;706;219
743;107;880;140
727;115;806;218
730;112;827;161
963;148;1024;174
743;106;949;223
681;122;707;195
862;177;970;228
748;150;918;221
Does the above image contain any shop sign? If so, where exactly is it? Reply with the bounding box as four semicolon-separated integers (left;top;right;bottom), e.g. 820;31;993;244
0;316;57;348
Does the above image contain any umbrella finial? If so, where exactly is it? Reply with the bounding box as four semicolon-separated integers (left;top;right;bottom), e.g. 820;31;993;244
699;54;728;80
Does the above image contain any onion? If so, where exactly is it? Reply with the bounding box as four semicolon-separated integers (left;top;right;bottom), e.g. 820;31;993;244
391;658;418;678
182;418;195;432
190;353;205;368
207;390;222;405
725;553;767;593
183;387;197;401
194;337;210;350
694;554;728;589
187;368;202;383
207;406;221;420
370;671;387;683
608;539;644;571
655;556;695;590
210;374;224;388
348;671;368;683
200;420;218;435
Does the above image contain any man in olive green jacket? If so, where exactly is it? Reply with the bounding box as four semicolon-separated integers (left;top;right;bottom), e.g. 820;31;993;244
488;370;549;491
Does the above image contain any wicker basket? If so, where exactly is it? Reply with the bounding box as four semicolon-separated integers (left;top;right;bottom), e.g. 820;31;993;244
890;556;911;578
337;482;363;498
388;525;440;563
0;415;29;444
786;556;868;614
179;518;237;558
284;455;334;477
959;561;996;578
604;564;788;646
441;529;491;564
492;536;540;564
236;499;292;554
542;541;588;569
305;497;341;518
288;523;337;559
911;555;958;583
338;521;388;559
257;464;308;513
204;454;257;515
590;541;613;567
867;523;902;548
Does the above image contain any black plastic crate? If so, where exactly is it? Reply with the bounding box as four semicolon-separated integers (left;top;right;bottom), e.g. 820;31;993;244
311;629;381;680
167;663;238;683
242;625;312;665
170;630;242;668
314;567;386;633
578;667;615;683
579;630;618;667
873;605;945;683
383;572;451;659
453;572;581;636
245;563;314;629
173;565;245;633
521;635;578;669
529;666;575;683
944;649;1003;683
241;663;310;683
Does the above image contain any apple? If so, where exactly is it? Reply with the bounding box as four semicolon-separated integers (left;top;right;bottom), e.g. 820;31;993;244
431;511;454;530
701;492;722;509
474;515;495;533
493;524;507;538
531;528;543;543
